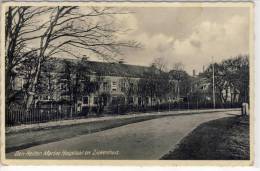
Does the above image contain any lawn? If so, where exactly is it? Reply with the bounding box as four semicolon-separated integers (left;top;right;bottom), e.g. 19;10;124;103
161;116;249;160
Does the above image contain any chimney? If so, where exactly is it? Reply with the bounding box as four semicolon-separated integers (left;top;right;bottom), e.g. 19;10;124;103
193;69;196;77
203;65;205;72
82;55;89;60
119;59;125;64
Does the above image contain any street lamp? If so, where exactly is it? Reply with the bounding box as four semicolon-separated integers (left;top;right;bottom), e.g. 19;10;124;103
212;57;216;109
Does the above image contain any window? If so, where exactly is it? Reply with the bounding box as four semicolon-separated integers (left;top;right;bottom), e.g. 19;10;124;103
145;97;149;104
83;96;89;104
103;82;109;91
112;81;117;91
121;82;126;92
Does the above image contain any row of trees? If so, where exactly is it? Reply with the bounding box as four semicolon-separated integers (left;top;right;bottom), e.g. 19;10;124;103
203;55;249;105
5;6;139;109
120;57;192;107
134;55;250;109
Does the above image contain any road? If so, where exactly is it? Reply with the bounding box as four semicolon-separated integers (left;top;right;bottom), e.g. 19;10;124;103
6;110;239;160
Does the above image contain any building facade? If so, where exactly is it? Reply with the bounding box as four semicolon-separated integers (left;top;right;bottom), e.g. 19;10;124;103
13;58;180;113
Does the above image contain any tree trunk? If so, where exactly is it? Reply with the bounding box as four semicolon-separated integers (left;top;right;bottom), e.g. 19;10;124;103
25;92;35;109
25;56;42;109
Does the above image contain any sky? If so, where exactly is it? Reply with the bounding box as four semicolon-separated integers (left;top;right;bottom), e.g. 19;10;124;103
109;6;250;75
22;6;250;75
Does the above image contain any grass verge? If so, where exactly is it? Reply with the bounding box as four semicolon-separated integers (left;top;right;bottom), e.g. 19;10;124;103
161;116;249;160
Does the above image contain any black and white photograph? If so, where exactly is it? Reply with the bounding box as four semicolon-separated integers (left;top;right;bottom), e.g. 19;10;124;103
1;1;254;165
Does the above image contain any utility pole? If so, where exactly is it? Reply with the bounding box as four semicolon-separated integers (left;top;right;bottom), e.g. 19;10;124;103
212;57;216;109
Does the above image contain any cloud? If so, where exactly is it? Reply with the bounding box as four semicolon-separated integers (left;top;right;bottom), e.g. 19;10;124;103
190;40;201;49
120;8;249;75
28;6;249;75
121;33;176;66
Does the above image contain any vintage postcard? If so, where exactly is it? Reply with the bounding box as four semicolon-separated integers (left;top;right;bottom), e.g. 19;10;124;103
0;1;254;166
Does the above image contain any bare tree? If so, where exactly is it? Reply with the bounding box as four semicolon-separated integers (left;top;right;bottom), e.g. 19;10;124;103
137;63;170;107
121;77;136;105
151;57;168;72
5;6;140;108
222;55;249;103
5;7;51;105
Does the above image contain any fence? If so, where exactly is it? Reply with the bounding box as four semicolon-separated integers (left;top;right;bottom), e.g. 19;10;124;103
6;101;241;127
6;105;76;127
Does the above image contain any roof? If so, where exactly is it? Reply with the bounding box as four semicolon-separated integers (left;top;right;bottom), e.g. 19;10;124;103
43;58;153;78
